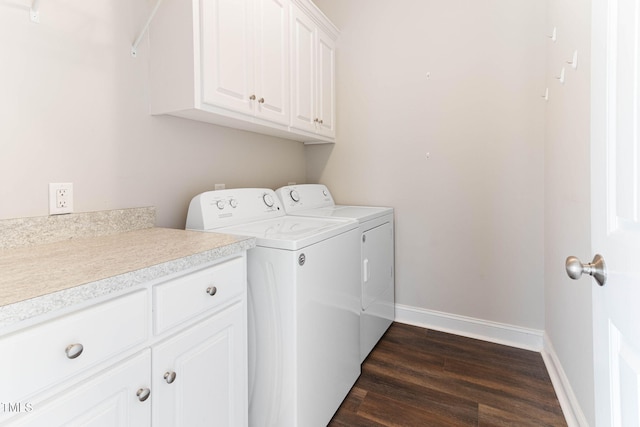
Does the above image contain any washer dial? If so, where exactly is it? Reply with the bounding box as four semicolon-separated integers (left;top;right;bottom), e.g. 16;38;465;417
263;193;275;207
290;190;300;202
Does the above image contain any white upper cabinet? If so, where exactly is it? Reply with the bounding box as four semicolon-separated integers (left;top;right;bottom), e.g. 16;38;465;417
254;0;290;124
200;0;254;116
316;29;336;137
149;0;337;144
200;0;289;125
290;2;336;139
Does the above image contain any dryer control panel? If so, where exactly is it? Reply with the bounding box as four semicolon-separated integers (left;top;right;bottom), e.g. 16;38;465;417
275;184;334;213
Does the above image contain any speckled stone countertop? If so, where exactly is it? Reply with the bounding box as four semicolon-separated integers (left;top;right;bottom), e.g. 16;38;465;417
0;227;255;328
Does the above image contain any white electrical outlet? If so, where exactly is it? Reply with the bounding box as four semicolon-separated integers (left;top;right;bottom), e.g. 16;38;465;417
214;184;225;190
49;183;74;215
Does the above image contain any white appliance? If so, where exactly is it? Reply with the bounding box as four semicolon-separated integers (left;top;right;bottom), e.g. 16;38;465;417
275;184;394;363
186;188;361;427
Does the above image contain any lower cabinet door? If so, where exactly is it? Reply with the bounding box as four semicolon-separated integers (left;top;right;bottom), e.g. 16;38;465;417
152;300;247;427
5;350;151;427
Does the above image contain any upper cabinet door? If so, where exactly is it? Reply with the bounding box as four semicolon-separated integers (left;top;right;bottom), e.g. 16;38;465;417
289;2;337;138
290;6;316;133
200;0;255;114
316;28;335;138
254;0;290;125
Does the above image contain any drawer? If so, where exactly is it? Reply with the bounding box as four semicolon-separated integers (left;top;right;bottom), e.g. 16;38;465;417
0;289;148;403
153;256;245;335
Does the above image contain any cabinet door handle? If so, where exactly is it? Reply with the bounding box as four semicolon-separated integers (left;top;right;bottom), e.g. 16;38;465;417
249;94;256;100
65;343;84;359
136;388;151;402
258;98;265;104
206;286;218;296
164;371;177;384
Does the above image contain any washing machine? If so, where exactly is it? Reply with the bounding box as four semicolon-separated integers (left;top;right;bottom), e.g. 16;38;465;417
275;184;394;363
186;188;361;427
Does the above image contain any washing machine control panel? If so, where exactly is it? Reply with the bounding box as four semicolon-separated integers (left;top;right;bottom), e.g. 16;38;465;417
186;188;284;230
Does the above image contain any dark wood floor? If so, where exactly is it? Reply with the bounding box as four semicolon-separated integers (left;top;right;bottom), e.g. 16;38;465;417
329;323;567;427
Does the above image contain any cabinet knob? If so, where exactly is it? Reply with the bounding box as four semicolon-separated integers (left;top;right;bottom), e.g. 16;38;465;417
314;118;319;123
249;94;256;100
65;343;84;359
319;119;324;124
206;286;218;296
164;371;177;384
136;388;151;402
258;97;265;104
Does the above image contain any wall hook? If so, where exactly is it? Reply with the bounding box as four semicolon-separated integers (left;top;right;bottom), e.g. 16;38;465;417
566;50;579;69
547;27;557;42
30;0;40;23
541;88;549;101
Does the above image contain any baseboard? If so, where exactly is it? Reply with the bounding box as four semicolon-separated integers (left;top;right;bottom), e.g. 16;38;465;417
541;333;589;427
394;304;544;351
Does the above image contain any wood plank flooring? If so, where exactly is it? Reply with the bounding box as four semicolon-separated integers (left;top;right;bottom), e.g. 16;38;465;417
329;323;567;427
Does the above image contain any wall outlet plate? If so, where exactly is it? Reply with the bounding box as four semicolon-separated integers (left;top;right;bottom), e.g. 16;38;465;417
49;183;74;215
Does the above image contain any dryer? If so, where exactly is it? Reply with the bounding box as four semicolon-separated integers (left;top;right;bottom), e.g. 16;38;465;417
186;188;360;427
275;184;395;363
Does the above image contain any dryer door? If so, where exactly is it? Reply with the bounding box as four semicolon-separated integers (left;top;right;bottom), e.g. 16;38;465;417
362;222;394;310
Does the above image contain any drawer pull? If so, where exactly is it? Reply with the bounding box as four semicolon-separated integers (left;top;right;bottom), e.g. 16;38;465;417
164;371;177;384
136;388;151;402
206;286;218;296
65;343;84;359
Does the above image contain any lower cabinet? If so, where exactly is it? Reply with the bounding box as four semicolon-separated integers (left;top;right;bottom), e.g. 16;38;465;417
0;254;248;427
6;351;152;427
152;300;247;427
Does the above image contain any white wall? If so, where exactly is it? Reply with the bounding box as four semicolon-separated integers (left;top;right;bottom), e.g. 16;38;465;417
310;0;547;330
544;0;594;423
0;0;306;228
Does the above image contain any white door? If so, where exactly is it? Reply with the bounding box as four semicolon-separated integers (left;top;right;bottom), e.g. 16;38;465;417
591;0;640;424
254;0;289;125
290;5;316;133
316;28;336;138
8;351;151;427
152;302;247;427
200;0;254;114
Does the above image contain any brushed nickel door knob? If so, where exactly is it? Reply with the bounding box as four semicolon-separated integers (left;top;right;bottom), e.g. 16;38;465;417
565;254;607;286
65;343;84;359
136;388;151;402
164;371;177;384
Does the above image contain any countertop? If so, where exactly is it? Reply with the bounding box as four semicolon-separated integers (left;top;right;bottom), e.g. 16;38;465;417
0;227;255;328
